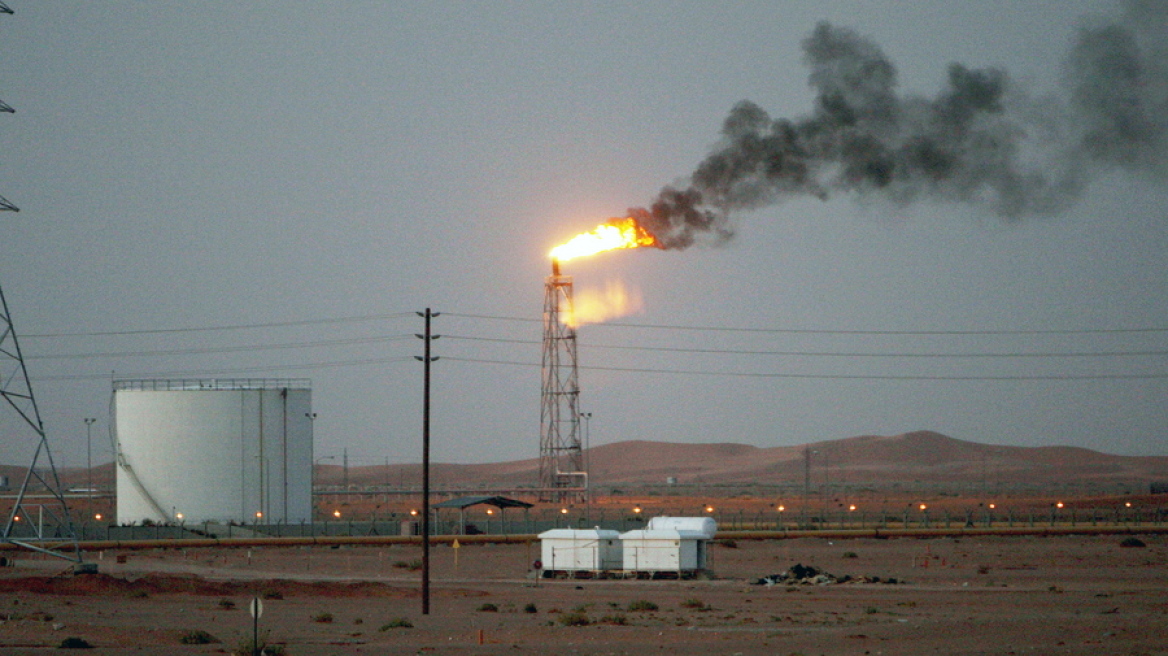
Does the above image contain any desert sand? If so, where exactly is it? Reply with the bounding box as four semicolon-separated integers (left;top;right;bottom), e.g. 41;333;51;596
5;430;1167;654
1;530;1165;655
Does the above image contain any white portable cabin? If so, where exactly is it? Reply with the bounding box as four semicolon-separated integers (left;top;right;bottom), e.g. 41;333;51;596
537;528;622;573
620;516;717;574
648;516;717;537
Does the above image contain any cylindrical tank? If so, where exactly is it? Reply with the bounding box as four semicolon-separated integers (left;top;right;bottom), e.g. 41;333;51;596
647;516;717;538
113;379;313;525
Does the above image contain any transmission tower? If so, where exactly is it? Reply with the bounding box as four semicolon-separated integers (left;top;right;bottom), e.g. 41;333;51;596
0;1;14;213
0;3;82;564
539;260;586;502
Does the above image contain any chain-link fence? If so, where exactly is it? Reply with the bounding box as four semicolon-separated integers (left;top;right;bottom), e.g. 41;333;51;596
48;504;1165;541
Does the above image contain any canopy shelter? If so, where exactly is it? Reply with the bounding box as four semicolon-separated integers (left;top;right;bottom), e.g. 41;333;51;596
433;496;534;511
432;496;534;535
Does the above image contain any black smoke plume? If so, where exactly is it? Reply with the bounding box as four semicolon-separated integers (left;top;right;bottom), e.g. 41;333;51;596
630;0;1168;250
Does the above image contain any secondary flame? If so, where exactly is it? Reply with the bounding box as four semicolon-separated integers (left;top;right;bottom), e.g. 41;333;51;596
549;217;658;263
567;280;643;328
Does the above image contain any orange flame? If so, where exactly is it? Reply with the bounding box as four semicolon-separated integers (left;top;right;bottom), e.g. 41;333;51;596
549;217;658;263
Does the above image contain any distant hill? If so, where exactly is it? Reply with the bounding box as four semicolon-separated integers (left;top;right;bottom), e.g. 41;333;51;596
11;431;1167;493
329;431;1168;490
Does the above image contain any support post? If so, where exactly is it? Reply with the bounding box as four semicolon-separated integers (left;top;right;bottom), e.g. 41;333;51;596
415;308;440;615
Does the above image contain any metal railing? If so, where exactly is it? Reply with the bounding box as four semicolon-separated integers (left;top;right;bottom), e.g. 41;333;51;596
112;378;311;392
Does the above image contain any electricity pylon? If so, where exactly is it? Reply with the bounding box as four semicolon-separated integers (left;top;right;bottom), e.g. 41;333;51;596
0;285;81;562
0;3;82;563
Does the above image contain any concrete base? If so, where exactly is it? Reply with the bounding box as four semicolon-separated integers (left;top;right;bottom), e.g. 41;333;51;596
73;562;99;575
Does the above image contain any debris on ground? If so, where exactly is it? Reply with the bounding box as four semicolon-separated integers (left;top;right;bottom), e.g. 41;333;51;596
752;563;901;586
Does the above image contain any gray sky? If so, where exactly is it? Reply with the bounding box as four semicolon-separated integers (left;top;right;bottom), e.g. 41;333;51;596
1;1;1165;470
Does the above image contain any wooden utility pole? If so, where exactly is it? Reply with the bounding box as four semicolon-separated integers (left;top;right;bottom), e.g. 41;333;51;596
415;309;439;615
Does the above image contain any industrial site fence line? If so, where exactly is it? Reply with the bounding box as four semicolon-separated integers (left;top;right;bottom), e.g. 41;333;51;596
10;505;1164;542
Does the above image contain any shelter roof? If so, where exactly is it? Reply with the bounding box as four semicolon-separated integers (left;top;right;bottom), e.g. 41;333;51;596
432;495;534;510
538;528;620;539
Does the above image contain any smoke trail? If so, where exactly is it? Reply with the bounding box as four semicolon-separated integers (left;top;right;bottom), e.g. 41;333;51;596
631;0;1168;250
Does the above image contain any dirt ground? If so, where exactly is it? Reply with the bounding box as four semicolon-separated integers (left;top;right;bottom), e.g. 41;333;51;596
1;531;1166;656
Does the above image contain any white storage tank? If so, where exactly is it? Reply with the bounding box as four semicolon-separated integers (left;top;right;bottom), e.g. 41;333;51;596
113;379;313;525
537;528;622;573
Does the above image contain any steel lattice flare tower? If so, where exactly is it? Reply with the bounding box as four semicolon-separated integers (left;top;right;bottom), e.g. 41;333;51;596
539;261;585;501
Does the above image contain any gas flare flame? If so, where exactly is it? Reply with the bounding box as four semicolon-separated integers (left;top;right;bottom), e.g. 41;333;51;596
549;217;659;263
567;280;643;328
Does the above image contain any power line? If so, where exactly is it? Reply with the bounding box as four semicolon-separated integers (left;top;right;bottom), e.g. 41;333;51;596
28;334;414;361
25;312;1168;382
30;328;1166;363
444;312;539;324
599;322;1168;336
23;312;416;338
25;310;1168;340
443;334;1168;359
37;355;418;382
443;312;1168;336
441;356;1168;381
